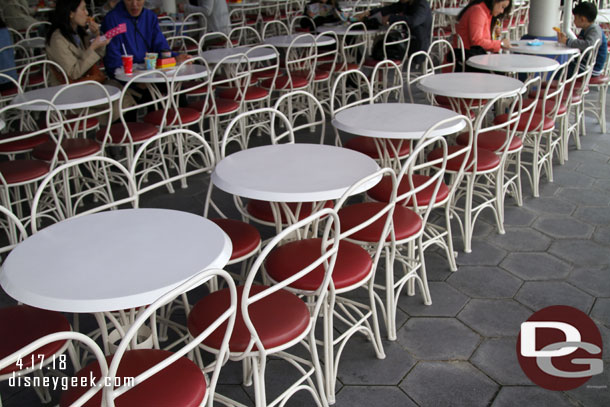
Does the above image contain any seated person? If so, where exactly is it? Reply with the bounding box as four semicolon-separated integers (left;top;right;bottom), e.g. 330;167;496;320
45;0;110;85
102;0;190;79
557;1;608;77
356;0;432;56
454;0;511;70
301;0;341;30
100;0;121;16
0;17;18;92
177;0;230;35
1;0;39;32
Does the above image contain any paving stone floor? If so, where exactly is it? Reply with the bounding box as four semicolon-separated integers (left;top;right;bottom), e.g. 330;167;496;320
1;92;610;406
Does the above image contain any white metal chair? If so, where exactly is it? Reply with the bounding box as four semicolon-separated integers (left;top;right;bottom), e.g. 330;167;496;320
167;35;200;56
0;203;27;258
264;168;396;403
363;21;410;72
59;268;237;407
30;156;138;232
198;31;233;51
371;59;404;103
188;209;340;407
182;12;208;41
229;26;262;45
274;90;326;144
17;59;68;90
261;20;290;39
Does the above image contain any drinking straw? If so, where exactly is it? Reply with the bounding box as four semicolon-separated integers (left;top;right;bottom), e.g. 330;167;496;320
122;43;128;56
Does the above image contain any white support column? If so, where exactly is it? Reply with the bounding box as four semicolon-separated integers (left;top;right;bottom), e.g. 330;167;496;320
528;0;562;37
162;0;176;14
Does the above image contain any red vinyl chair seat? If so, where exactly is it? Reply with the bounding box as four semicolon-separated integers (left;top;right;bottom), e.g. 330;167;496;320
265;238;372;291
344;136;410;159
338;202;423;242
0;306;70;375
0;132;48;153
210;218;261;260
0;86;18;97
494;112;555;132
217;86;269;101
96;122;158;143
188;285;310;352
144;108;201;126
59;349;206;407
363;57;402;67
589;75;609;85
367;174;450;206
456;130;523;152
428;145;501;172
261;74;309;90
33;139;101;161
189;98;240;115
247;200;333;224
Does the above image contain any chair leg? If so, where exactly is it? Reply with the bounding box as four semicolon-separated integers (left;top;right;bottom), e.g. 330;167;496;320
462;174;475;253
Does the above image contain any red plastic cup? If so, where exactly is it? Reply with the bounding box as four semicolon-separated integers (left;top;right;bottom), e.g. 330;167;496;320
121;55;133;74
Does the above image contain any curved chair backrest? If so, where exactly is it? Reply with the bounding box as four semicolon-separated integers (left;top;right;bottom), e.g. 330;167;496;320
261;20;290;39
339;22;367;71
167;35;200;56
18;59;69;89
30;156;138;232
182;12;208;40
230;26;262;46
199;31;232;53
371;59;404;103
381;21;411;68
274;90;326;144
0;204;27;257
330;69;373;117
25;21;51;39
130;129;215;197
428;38;456;74
284;33;318;89
405;50;436;103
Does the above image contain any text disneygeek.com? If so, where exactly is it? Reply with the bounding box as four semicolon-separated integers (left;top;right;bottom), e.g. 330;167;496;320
9;372;135;391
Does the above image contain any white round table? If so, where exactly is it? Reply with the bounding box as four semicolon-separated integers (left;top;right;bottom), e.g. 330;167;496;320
113;63;208;83
316;25;378;36
212;143;380;202
201;45;277;64
417;72;524;99
467;54;560;73
16;38;45;50
332;103;466;140
264;34;336;48
0;208;232;313
10;84;121;111
508;40;579;56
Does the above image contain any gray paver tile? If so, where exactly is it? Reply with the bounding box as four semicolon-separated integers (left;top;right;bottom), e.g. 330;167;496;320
337;337;416;385
500;252;572;280
577;162;610;179
521;196;576;215
487;227;552;252
397;318;480;360
502;207;537;227
455;240;507;266
565;367;610;407
422;250;454;281
542;170;595;188
491;386;576;407
591;298;610;326
567;149;610;163
593;226;610;245
533;216;594;239
567;267;610;297
447;266;522;298
515;281;594;313
458;299;532;337
335;386;417;407
574;206;610;225
471;337;530;385
398;282;469;317
549;239;610;267
556;187;610;206
594;178;610;191
400;361;498;407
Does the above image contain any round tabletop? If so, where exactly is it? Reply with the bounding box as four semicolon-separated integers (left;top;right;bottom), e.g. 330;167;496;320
158;20;198;27
508;40;579;56
264;34;335;48
201;45;277;64
212;143;380;202
11;84;121;111
0;209;232;313
114;63;208;83
418;72;524;99
316;25;378;35
432;7;462;18
467;54;560;73
333;103;466;140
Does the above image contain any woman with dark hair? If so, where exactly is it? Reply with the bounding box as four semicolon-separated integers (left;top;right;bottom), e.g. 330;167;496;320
454;0;512;62
45;0;110;84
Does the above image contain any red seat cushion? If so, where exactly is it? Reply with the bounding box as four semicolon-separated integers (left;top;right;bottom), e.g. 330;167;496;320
217;86;269;101
0;132;49;153
338;202;423;242
456;130;523;152
494;112;555;132
0;85;18;97
59;349;206;407
247;200;333;224
367;174;450;206
189;98;240;115
184;81;209;96
427;145;501;172
96;122;158;143
314;69;330;80
144;107;201;126
0;306;70;375
522;98;567;116
589;74;609;85
188;285;310;352
266;238;372;291
33;139;101;161
211;218;261;260
252;69;278;81
344;136;410;159
261;74;309;90
363;57;402;67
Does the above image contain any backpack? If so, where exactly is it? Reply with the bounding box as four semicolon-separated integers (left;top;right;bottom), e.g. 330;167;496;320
371;30;408;61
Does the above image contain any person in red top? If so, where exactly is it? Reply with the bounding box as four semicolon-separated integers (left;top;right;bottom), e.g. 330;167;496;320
454;0;511;71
